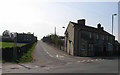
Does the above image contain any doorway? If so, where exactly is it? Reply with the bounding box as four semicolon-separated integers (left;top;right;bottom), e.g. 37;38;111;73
103;46;107;56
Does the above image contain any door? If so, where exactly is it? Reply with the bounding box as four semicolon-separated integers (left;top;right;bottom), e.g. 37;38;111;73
69;40;72;55
103;46;106;56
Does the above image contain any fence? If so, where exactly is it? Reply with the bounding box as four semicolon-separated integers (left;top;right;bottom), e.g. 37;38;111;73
2;42;34;62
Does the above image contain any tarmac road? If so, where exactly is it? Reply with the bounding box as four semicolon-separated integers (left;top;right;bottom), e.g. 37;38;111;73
2;40;119;73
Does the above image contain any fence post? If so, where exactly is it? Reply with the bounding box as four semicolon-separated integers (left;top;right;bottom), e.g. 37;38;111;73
13;35;17;61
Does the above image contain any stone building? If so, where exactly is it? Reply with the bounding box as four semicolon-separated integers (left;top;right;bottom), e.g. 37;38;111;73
2;30;37;43
17;33;37;43
64;19;115;56
114;40;120;56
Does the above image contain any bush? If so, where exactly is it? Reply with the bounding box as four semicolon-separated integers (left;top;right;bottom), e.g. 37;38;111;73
42;34;64;48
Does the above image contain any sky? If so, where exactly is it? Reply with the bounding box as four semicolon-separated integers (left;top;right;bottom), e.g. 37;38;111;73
0;0;119;40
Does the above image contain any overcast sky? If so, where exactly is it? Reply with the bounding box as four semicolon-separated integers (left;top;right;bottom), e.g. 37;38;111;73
0;0;119;40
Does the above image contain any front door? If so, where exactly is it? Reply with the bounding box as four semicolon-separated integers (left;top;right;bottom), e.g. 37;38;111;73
103;46;106;56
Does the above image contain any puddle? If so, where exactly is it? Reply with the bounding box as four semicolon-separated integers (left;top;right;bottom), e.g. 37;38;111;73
40;65;47;67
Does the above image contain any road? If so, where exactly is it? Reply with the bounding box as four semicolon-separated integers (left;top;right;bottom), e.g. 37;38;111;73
2;40;119;73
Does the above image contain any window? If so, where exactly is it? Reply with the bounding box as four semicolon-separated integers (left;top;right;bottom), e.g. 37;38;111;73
106;35;108;40
89;32;92;39
96;34;99;40
110;37;113;42
89;44;93;51
103;35;104;40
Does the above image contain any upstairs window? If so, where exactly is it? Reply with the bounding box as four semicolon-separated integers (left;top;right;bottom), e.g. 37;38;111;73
89;32;92;39
106;35;108;40
103;35;104;40
96;34;99;40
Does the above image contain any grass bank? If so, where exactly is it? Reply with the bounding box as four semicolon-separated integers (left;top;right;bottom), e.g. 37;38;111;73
18;41;37;63
0;42;27;48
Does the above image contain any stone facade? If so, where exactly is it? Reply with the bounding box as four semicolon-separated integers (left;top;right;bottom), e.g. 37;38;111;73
17;33;37;43
65;22;75;55
65;19;116;56
2;30;37;43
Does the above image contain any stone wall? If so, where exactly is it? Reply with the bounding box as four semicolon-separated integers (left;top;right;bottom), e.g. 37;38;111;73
65;22;74;56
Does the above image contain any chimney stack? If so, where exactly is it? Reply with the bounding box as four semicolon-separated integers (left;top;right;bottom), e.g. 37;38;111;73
97;23;104;30
101;27;104;30
97;23;101;29
77;19;85;26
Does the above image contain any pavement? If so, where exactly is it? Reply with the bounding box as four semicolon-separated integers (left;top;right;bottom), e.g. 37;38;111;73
2;40;119;73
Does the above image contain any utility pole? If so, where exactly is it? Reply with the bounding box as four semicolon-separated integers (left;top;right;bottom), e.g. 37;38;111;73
55;27;56;35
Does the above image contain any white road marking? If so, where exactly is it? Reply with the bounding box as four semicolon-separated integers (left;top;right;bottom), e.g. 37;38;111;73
42;42;67;57
60;56;64;58
81;60;86;62
95;59;98;61
34;66;39;68
91;60;94;61
56;54;59;57
56;54;64;58
44;49;54;57
77;58;106;63
83;60;86;62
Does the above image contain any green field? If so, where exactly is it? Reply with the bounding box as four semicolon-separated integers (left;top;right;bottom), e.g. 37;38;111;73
0;42;27;48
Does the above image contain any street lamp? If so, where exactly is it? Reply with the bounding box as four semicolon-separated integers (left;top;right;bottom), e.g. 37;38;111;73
55;27;56;35
62;27;65;29
112;14;117;35
62;26;65;35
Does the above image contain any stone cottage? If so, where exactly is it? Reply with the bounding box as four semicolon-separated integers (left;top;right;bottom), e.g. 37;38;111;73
64;19;115;56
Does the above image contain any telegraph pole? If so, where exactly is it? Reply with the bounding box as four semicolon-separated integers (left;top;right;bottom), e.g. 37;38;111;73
55;27;56;35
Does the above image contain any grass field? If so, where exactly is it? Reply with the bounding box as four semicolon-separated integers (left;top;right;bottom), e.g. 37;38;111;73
0;42;27;48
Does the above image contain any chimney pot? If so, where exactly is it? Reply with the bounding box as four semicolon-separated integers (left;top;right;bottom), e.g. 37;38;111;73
101;27;104;30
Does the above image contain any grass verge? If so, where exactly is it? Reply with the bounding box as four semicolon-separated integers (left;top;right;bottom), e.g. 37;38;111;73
0;42;27;48
18;42;37;63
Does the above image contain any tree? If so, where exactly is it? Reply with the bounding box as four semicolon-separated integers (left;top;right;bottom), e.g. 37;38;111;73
2;30;10;37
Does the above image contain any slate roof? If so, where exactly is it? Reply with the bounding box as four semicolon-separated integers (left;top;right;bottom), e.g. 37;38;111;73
70;21;114;37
